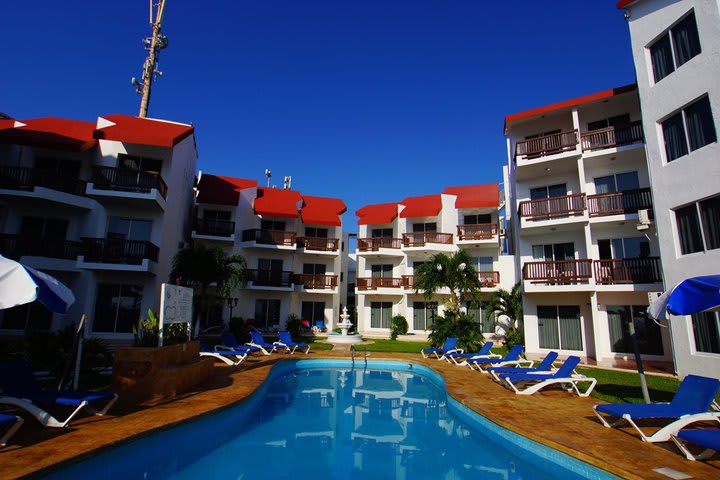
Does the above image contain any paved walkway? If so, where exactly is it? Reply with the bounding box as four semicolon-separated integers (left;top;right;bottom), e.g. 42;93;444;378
0;351;718;479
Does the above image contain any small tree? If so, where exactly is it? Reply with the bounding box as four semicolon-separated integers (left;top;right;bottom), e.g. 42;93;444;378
390;315;408;340
427;304;483;352
485;282;524;348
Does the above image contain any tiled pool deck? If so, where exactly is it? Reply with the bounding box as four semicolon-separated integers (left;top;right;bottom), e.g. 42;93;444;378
1;351;718;479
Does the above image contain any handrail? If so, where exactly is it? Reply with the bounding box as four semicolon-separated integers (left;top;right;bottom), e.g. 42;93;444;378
457;223;497;241
294;274;338;289
478;271;500;286
194;218;235;237
594;257;662;284
0;166;87;195
581;121;643;151
242;229;296;246
247;269;294;287
357;237;403;251
518;193;586;220
91;166;167;199
297;236;339;251
357;277;404;290
587;188;652;217
522;259;593;284
515;129;579;159
81;238;159;264
402;232;453;247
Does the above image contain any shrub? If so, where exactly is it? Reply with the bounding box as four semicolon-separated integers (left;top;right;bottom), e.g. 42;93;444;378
286;314;301;338
504;327;524;350
229;316;250;344
163;323;190;345
427;310;483;352
133;309;159;347
332;327;342;334
390;315;408;340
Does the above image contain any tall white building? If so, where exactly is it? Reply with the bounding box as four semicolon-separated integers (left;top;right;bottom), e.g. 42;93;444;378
0;115;198;342
354;184;516;338
505;85;672;367
193;173;349;331
620;0;720;377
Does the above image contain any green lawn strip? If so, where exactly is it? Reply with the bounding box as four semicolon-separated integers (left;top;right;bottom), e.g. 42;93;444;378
577;367;682;404
357;339;431;353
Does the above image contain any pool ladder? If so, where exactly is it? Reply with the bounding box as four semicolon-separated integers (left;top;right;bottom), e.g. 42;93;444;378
350;345;367;368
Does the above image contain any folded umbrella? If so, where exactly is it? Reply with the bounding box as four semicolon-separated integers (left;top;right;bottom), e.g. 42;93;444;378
649;275;720;321
0;255;75;314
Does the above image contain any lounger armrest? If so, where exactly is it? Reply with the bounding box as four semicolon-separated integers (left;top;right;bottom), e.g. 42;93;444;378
273;341;288;347
214;345;234;352
445;348;463;355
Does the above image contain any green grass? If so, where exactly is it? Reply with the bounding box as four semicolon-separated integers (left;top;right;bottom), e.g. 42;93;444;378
577;367;685;404
357;339;431;353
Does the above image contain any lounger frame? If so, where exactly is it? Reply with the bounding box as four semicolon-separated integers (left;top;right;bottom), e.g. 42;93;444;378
202;349;247;366
671;430;720;461
503;374;597;396
0;393;118;428
593;408;720;443
0;415;23;447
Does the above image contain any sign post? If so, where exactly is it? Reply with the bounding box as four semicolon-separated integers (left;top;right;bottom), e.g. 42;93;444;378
159;283;193;346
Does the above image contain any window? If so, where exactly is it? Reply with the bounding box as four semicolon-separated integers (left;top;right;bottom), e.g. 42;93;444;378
594;171;639;194
261;220;285;231
675;200;717;255
662;96;716;162
691;311;720;354
107;217;152;241
305;227;327;238
255;299;281;329
413;302;437;330
372;228;393;238
371;264;393;278
412;223;437;233
35;157;81;178
370;302;392;329
204;210;231;222
92;284;143;333
466;302;493;333
598;237;650;259
1;303;52;331
301;301;325;324
340;272;344;282
649;11;701;83
532;243;575;261
470;256;494;272
118;154;162;173
530;184;567;200
537;306;583;351
463;214;492;225
607;306;663;355
303;263;326;275
587;114;631;132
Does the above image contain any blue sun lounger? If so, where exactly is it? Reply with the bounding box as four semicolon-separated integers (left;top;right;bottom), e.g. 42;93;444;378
274;331;310;354
421;338;462;359
488;351;559;382
0;413;23;447
444;342;499;365
249;331;282;355
468;344;527;372
594;374;720;443
218;333;262;354
672;428;720;461
0;360;118;428
199;340;249;366
498;356;596;396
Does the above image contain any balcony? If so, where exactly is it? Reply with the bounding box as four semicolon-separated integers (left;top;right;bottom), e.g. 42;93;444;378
0;234;81;261
457;223;497;241
294;274;338;290
478;271;500;287
241;229;296;248
594;257;662;285
80;238;159;265
0;166;87;196
587;188;652;218
581;121;644;152
357;237;403;252
402;232;453;248
515;130;579;160
297;236;339;252
193;218;235;239
518;194;586;222
247;269;294;288
357;277;404;291
523;260;593;285
89;166;168;203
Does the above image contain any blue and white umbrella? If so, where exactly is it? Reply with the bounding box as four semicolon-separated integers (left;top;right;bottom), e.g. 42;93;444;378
0;255;75;314
649;275;720;321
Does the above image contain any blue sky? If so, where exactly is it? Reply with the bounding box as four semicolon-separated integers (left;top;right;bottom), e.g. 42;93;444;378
3;1;635;231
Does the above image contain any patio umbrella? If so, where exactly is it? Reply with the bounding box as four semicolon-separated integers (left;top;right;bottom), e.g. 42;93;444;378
649;275;720;321
0;255;75;314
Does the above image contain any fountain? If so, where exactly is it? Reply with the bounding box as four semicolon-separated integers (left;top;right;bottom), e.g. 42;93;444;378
326;306;364;345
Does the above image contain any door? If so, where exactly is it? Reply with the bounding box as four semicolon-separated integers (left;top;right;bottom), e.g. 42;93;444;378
370;302;392;329
258;259;283;285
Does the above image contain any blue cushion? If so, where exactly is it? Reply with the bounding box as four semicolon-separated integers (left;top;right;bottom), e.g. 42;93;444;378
32;390;115;407
595;403;692;419
677;429;720;452
0;413;18;426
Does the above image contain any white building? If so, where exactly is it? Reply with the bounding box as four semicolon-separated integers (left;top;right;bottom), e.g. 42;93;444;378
354;184;516;338
620;0;720;377
504;85;673;368
192;173;349;331
0;114;198;343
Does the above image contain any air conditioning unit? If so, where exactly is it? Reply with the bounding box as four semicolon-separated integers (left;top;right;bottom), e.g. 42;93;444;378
499;228;506;236
638;209;652;225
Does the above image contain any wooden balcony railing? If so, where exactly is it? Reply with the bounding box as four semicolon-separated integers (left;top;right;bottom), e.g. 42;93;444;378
0;166;87;195
357;237;403;251
587;188;653;217
518;193;586;220
194;218;235;237
247;269;294;288
515;129;579;159
478;271;500;286
594;257;662;285
402;275;415;289
297;236;339;252
357;277;404;290
242;229;296;247
91;166;168;199
0;234;82;260
402;232;453;247
81;238;159;265
581;121;644;151
294;274;338;290
523;259;593;284
457;223;497;241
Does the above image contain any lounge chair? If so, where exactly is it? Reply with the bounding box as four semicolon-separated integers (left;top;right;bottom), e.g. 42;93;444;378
218;333;262;354
0;360;118;428
444;342;499;365
421;338;462;359
488;351;560;382
594;374;720;442
672;428;720;461
0;413;23;447
313;320;327;333
467;344;527;372
274;331;310;354
498;356;596;396
248;331;282;355
199;340;249;366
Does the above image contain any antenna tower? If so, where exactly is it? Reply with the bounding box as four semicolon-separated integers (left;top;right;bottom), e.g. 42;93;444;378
132;0;169;118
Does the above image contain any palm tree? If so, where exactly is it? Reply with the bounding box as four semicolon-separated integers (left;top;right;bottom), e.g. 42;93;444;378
485;282;524;347
413;249;483;311
169;243;248;336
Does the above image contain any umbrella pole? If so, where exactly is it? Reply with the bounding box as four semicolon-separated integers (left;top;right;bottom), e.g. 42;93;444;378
73;315;87;391
628;319;651;403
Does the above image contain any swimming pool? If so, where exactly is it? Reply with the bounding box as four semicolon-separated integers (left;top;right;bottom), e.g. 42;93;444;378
45;360;619;479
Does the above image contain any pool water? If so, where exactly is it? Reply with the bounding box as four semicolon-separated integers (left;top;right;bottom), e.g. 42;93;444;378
45;360;618;479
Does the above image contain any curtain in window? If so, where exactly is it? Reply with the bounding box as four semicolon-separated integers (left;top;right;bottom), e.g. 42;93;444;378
691;312;720;354
700;196;720;250
676;205;704;254
685;97;717;152
537;306;559;349
608;306;631;353
650;34;675;82
662;112;689;161
558;306;583;351
672;12;701;67
413;302;426;331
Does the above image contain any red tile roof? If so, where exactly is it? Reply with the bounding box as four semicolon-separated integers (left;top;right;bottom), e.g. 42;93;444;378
504;84;637;134
196;174;257;206
617;0;637;8
254;187;303;218
94;114;194;148
399;194;443;218
443;184;499;208
300;196;347;226
356;202;400;225
0;117;97;152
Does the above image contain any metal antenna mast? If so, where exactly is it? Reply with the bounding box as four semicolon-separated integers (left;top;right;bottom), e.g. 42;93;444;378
132;0;169;118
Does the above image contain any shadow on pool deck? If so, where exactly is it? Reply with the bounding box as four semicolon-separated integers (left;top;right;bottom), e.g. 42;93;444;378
1;351;719;479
